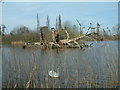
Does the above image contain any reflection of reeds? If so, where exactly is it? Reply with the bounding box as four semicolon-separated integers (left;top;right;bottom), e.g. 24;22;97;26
2;41;118;88
26;65;36;88
74;57;78;88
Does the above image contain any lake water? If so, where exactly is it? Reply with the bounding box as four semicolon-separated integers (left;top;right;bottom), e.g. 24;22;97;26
1;40;119;88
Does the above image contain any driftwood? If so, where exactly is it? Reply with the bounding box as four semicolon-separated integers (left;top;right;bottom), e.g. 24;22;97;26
23;32;97;49
48;42;61;48
60;34;94;45
50;18;97;48
33;20;99;49
48;21;98;48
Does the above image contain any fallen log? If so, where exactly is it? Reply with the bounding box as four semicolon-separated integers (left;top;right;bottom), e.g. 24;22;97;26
48;42;61;48
60;35;87;44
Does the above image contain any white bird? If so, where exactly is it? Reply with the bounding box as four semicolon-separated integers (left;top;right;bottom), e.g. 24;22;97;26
48;70;59;78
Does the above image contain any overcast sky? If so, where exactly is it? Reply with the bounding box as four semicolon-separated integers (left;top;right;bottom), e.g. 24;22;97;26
1;2;118;33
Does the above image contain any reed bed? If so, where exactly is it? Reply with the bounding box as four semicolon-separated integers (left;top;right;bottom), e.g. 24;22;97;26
2;41;119;88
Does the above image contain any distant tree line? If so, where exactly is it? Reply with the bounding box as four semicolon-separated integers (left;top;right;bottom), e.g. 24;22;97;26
1;14;120;44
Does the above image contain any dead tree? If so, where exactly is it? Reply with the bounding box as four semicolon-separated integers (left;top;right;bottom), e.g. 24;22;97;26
64;29;69;40
40;28;44;42
52;31;55;42
64;26;69;40
85;23;91;35
56;17;58;29
37;13;41;42
86;23;96;35
50;22;98;48
60;33;97;46
37;13;40;32
96;22;100;35
49;21;99;48
96;22;100;40
59;23;98;46
76;19;82;35
46;16;50;29
40;27;48;43
52;30;60;43
58;15;62;29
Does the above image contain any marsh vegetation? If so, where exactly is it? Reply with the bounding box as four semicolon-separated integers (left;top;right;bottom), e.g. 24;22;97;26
1;14;119;88
2;40;119;88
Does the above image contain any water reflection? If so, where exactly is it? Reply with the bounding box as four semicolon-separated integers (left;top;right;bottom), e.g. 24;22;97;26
2;41;118;88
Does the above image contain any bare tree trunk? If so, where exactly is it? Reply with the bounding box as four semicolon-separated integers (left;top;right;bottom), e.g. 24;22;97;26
60;34;97;45
64;30;69;40
52;31;55;42
58;15;62;29
37;13;40;32
46;16;50;29
40;28;44;43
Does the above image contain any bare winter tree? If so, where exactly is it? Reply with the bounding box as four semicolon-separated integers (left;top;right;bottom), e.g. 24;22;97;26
76;19;85;35
56;17;58;30
37;13;40;32
96;22;100;35
58;15;62;29
46;16;50;30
